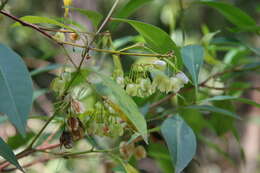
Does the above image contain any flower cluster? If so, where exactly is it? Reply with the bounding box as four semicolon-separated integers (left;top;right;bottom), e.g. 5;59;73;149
114;58;189;97
85;102;125;138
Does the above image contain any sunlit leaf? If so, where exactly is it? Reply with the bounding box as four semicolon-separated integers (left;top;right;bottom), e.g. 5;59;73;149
112;18;178;54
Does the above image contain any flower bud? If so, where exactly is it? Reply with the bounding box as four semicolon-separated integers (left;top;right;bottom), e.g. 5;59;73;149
53;32;65;42
153;60;166;70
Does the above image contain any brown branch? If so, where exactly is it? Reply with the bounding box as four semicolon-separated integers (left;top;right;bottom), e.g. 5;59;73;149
0;143;60;171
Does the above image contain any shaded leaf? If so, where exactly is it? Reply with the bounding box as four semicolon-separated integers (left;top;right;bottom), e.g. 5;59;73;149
181;45;204;88
201;95;260;108
7;133;34;150
186;105;240;119
0;44;33;135
161;115;196;173
0;137;24;172
200;1;256;29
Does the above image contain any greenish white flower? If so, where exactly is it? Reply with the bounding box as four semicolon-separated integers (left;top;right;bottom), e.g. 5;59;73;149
169;77;184;93
116;76;125;88
152;60;167;70
176;72;189;84
126;84;138;96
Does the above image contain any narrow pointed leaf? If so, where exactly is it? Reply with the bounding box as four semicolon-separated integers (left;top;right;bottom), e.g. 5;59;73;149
112;18;178;54
12;16;76;32
0;137;24;172
186;105;240;119
200;1;256;29
0;44;33;135
161;115;197;173
201;95;260;108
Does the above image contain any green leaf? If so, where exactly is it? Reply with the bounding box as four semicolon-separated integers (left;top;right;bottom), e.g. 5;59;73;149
110;0;152;30
148;143;174;173
209;100;236;136
70;7;103;28
7;132;34;150
0;137;24;172
201;95;260;108
12;16;76;32
186;105;240;119
112;18;178;54
181;45;204;88
0;44;33;135
90;71;148;142
200;1;256;29
161;115;196;173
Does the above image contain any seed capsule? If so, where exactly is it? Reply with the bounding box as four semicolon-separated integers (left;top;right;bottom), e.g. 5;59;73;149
67;117;79;132
70;33;79;41
60;131;73;149
134;145;147;160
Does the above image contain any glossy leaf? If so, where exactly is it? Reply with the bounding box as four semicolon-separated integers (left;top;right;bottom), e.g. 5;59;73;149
181;45;204;88
70;7;103;28
186;105;240;119
90;71;148;142
110;0;152;30
0;44;33;135
112;18;178;54
0;137;24;172
12;16;76;32
200;1;256;29
161;115;196;173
